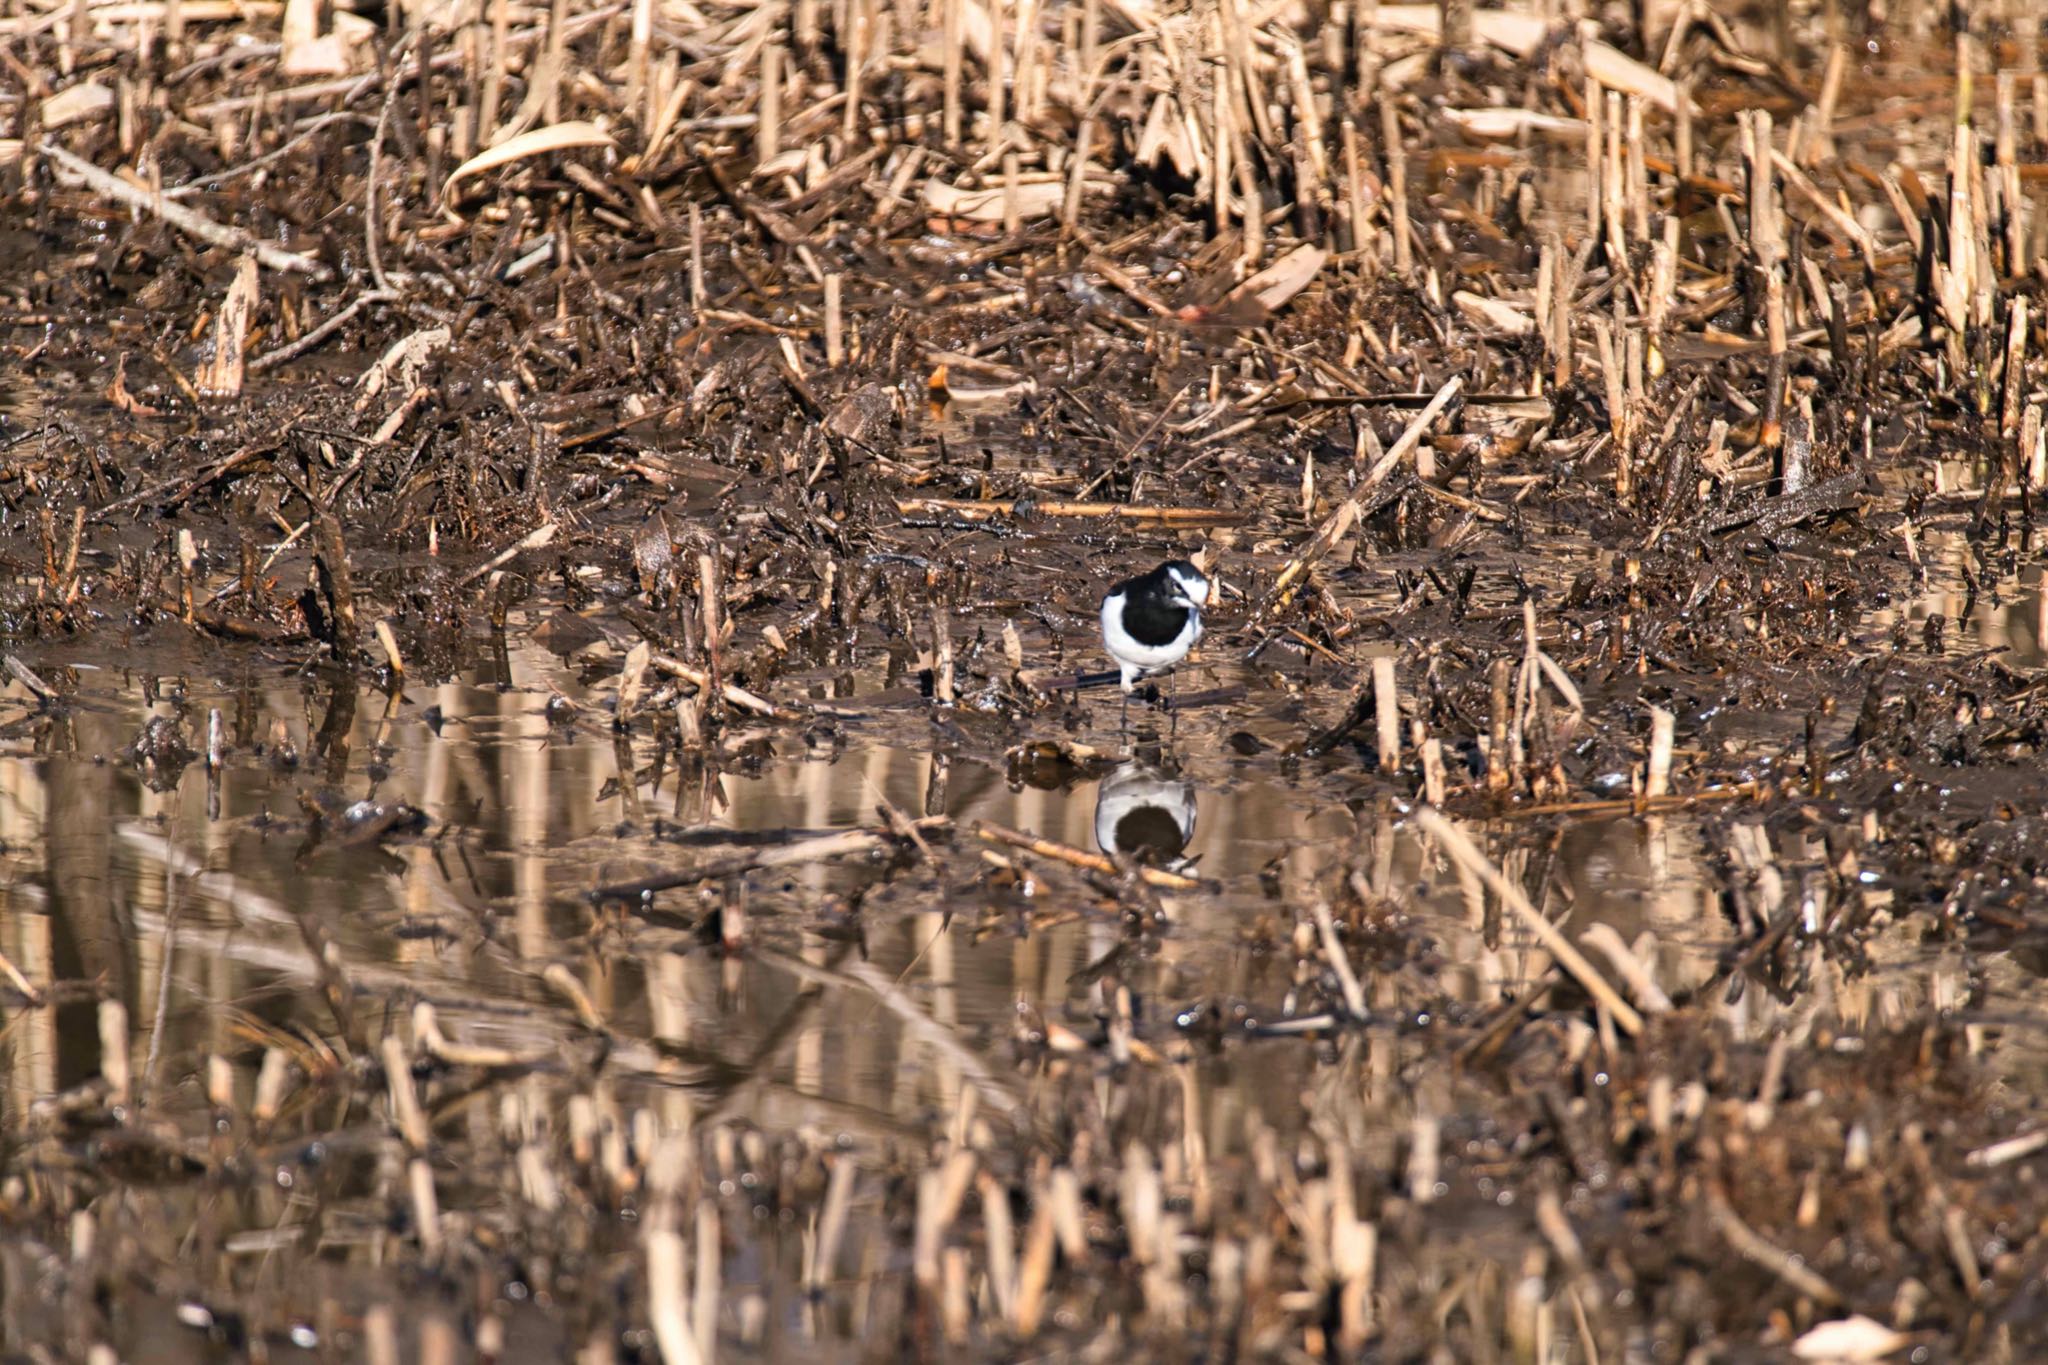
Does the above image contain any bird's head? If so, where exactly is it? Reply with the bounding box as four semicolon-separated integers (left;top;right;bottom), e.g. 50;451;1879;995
1163;561;1211;610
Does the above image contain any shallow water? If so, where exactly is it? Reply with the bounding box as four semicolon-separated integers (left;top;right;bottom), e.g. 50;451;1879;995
7;560;2036;1139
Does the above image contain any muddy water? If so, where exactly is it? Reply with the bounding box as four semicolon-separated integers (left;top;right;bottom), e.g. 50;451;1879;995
5;535;2048;1354
8;525;2039;1125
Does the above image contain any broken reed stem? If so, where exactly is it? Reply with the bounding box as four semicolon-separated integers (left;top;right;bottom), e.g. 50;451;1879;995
1002;149;1022;236
1998;71;2027;279
646;1221;702;1365
976;820;1200;889
1412;807;1646;1036
1585;72;1603;244
941;0;962;146
1015;1190;1055;1335
688;202;705;308
987;0;1007;136
931;585;955;704
382;1033;430;1150
824;273;844;367
757;41;781;162
840;0;865;142
1591;317;1627;499
1341;118;1367;256
1263;375;1462;613
648;653;781;717
895;497;1241;525
1705;1184;1843;1305
1602;89;1625;262
98;999;130;1111
1372;655;1398;773
1645;705;1675;799
0;942;41;1004
693;1200;719;1362
588;820;942;902
1485;656;1512;794
1311;900;1369;1019
1421;735;1447;806
410;1157;443;1259
1063;117;1095;230
1381;99;1412;274
698;551;724;723
2024;403;2044;490
41;142;333;281
2004;296;2028;441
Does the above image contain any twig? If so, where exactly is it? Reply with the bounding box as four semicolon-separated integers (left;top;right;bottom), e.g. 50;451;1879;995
648;652;783;717
1311;900;1368;1020
39;142;333;280
755;946;1022;1119
975;820;1200;890
589;818;947;903
894;497;1243;526
1705;1184;1842;1305
251;289;397;374
455;521;559;585
1261;375;1462;613
1411;806;1645;1036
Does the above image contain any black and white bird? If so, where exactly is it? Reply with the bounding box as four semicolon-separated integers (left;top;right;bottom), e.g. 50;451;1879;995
1099;559;1210;697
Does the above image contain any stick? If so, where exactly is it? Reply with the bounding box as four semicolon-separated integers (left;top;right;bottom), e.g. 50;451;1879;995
589;819;947;902
40;141;333;280
1372;656;1399;772
894;497;1242;525
1645;706;1675;798
251;288;398;373
1311;900;1368;1020
1411;807;1645;1036
756;946;1022;1119
455;520;559;585
648;652;783;717
1261;375;1462;612
1705;1184;1842;1304
975;820;1200;890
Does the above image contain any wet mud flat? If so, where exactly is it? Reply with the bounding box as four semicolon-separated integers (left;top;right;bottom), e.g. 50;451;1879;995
11;0;2048;1359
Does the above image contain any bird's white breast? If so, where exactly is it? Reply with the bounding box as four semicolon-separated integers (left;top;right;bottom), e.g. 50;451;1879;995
1100;591;1202;670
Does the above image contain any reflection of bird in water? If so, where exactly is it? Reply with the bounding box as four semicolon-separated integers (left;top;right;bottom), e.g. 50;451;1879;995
1093;762;1199;869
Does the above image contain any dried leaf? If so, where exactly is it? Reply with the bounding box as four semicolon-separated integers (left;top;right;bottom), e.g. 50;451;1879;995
826;382;893;442
1227;244;1327;315
41;82;113;129
281;33;351;77
1452;290;1535;336
355;328;451;408
1136;93;1201;179
1368;6;1692;113
1444;108;1587;140
923;176;1094;223
197;255;261;398
442;122;617;203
